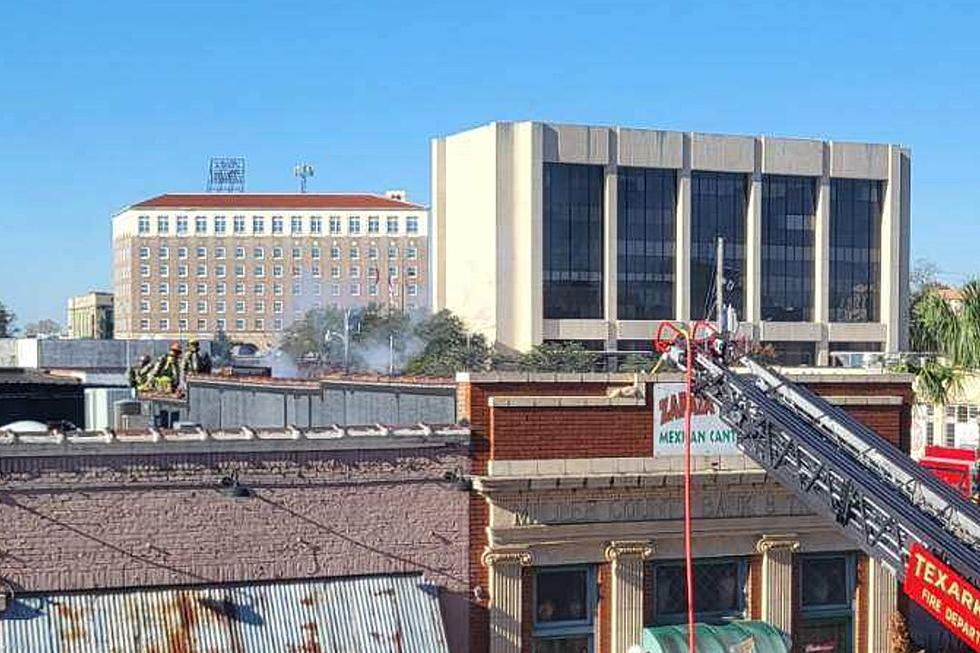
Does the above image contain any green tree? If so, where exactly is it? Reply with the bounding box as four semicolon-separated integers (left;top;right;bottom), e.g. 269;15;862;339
279;306;350;367
404;309;493;376
904;279;980;403
353;303;414;372
518;341;600;373
211;328;233;366
617;352;660;373
24;318;61;338
908;258;944;352
0;301;15;337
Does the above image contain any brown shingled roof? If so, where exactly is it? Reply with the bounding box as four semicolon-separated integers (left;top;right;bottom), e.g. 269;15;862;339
131;193;424;211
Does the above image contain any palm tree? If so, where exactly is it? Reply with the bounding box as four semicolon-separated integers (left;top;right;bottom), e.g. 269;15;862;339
906;280;980;403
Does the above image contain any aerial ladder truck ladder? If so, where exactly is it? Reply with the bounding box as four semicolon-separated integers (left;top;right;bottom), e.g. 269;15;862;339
666;329;980;647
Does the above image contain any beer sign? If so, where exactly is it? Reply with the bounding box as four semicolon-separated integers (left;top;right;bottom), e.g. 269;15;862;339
653;383;739;456
904;542;980;652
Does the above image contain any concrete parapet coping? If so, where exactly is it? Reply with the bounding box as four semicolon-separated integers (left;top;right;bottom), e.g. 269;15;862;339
486;455;764;479
460;368;912;385
0;423;471;457
488;395;645;408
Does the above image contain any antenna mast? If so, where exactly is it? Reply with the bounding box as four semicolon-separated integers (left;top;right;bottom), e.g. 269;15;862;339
294;163;315;193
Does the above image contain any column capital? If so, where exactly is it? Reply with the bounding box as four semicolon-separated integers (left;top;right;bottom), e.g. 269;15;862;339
482;546;533;568
755;534;800;554
604;540;655;562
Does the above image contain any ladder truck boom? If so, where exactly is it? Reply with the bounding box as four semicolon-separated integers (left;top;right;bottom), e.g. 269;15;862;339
691;349;980;588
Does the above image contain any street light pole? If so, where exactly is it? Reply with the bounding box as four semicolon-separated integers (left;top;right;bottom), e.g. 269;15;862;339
343;307;351;372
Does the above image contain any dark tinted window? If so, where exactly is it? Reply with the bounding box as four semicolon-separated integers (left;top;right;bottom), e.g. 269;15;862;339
761;175;816;321
691;172;747;319
829;179;882;322
798;554;855;653
536;568;589;624
543;163;604;319
651;559;745;624
617;167;676;319
763;341;817;366
801;556;850;608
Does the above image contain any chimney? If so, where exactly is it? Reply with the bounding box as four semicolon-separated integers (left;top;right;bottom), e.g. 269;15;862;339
385;190;407;202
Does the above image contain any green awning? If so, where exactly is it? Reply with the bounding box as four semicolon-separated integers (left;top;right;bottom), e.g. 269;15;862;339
641;621;789;653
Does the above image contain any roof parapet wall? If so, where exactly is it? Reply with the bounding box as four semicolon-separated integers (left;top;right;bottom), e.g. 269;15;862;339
0;423;470;457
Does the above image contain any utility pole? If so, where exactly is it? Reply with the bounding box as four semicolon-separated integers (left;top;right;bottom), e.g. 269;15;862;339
388;333;394;376
343;307;351;373
715;236;725;333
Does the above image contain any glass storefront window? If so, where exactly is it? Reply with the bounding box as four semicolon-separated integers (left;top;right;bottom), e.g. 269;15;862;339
533;636;591;653
534;566;595;653
798;554;855;653
650;558;746;625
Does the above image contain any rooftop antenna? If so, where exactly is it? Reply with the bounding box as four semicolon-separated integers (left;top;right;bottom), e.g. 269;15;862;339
207;157;246;192
294;163;314;193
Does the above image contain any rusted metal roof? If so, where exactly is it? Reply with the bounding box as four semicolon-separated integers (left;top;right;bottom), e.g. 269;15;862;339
0;573;449;653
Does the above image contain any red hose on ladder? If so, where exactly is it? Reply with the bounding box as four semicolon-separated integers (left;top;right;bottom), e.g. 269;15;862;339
683;327;697;652
654;321;703;651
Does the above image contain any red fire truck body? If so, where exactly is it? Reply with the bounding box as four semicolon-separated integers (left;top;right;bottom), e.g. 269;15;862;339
919;445;979;499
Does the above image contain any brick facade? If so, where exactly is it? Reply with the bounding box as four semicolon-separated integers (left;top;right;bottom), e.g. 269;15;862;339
464;372;912;653
0;442;471;652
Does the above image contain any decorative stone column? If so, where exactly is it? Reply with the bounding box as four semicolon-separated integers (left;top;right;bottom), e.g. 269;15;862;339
605;541;655;653
756;535;800;636
483;547;533;653
866;558;898;652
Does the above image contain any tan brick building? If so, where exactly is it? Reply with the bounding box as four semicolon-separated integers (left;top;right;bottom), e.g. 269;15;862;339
112;192;429;346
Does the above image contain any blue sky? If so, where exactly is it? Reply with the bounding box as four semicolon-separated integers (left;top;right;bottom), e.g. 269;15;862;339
1;0;979;325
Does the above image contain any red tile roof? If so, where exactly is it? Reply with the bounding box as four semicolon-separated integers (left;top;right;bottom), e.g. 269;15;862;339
938;287;964;302
131;193;424;211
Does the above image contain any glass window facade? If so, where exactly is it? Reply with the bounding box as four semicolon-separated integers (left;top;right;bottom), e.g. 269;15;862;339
761;175;816;321
798;554;856;653
617;167;676;320
691;172;747;319
762;341;817;366
533;566;595;653
648;558;746;625
829;179;882;322
543;163;604;319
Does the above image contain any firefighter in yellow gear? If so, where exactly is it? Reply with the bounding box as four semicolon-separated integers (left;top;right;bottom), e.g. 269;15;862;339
127;354;154;389
181;339;212;377
151;343;182;393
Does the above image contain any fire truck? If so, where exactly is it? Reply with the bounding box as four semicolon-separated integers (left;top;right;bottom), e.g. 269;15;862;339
919;445;980;500
661;325;980;651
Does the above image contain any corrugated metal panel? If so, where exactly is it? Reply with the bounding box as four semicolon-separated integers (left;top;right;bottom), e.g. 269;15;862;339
0;573;449;653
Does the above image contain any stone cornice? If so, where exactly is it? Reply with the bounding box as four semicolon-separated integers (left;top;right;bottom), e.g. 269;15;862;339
604;540;655;561
756;534;801;553
481;546;533;568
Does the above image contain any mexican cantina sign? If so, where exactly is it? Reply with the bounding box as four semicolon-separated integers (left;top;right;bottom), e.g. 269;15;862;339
653;383;739;456
904;542;980;652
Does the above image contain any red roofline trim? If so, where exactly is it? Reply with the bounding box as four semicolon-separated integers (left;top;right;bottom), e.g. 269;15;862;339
130;193;424;211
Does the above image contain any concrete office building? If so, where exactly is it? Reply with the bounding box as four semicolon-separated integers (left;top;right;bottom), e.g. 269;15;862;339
66;291;114;339
112;193;430;345
432;122;911;365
